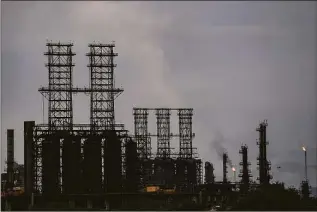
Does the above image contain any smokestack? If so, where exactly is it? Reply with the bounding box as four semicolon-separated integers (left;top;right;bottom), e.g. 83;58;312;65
7;129;14;189
24;121;35;195
302;146;308;181
223;153;228;183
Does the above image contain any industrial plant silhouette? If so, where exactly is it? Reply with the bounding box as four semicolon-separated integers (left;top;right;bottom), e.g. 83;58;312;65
1;42;315;211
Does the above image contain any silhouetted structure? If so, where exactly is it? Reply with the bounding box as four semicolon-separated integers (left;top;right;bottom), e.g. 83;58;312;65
28;42;129;198
5;41;316;211
7;129;14;190
301;180;310;199
178;109;194;159
204;162;215;184
62;135;81;194
132;108;201;191
104;131;123;193
24;121;35;196
125;138;139;192
256;120;271;184
223;153;228;183
156;108;172;158
133;108;151;188
153;109;175;187
239;145;252;192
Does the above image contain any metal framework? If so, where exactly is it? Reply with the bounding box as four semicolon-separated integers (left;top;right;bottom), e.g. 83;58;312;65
132;108;196;159
155;109;171;158
32;124;128;193
32;42;128;194
178;109;194;159
195;159;203;185
40;42;75;130
87;43;123;131
239;145;252;190
133;108;150;159
132;108;201;189
256;120;271;184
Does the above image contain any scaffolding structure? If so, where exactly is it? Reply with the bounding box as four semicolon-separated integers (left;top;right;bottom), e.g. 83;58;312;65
133;108;150;159
29;42;128;195
40;42;75;130
87;43;123;131
178;109;194;159
132;108;196;158
156;109;172;158
132;108;201;190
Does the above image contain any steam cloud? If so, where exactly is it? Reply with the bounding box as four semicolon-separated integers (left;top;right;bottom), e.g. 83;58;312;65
211;131;233;167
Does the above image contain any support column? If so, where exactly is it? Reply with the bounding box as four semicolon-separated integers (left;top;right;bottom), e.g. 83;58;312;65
24;121;35;195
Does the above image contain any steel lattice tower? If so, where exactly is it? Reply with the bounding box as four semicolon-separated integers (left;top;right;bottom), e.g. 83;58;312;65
256;120;271;184
156;108;171;158
178;109;194;159
87;43;123;131
133;108;151;159
40;42;75;130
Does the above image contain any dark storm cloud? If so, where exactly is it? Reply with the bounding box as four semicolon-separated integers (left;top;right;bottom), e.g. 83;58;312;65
1;1;316;187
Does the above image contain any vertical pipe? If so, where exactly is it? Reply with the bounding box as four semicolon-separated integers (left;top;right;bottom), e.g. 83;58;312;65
24;121;35;195
305;150;308;181
233;169;236;183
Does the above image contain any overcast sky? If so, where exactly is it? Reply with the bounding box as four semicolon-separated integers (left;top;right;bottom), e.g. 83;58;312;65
1;1;317;188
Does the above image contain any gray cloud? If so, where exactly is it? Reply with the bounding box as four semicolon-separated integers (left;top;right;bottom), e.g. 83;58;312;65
1;1;316;188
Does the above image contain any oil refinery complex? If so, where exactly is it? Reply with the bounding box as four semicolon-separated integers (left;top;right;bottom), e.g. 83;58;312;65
1;42;312;210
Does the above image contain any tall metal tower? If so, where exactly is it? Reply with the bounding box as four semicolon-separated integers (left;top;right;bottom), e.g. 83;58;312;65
256;120;271;184
178;109;194;159
239;145;252;191
40;42;75;130
223;153;228;183
133;108;151;159
87;43;123;131
133;108;151;188
37;42;76;195
156;108;171;158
